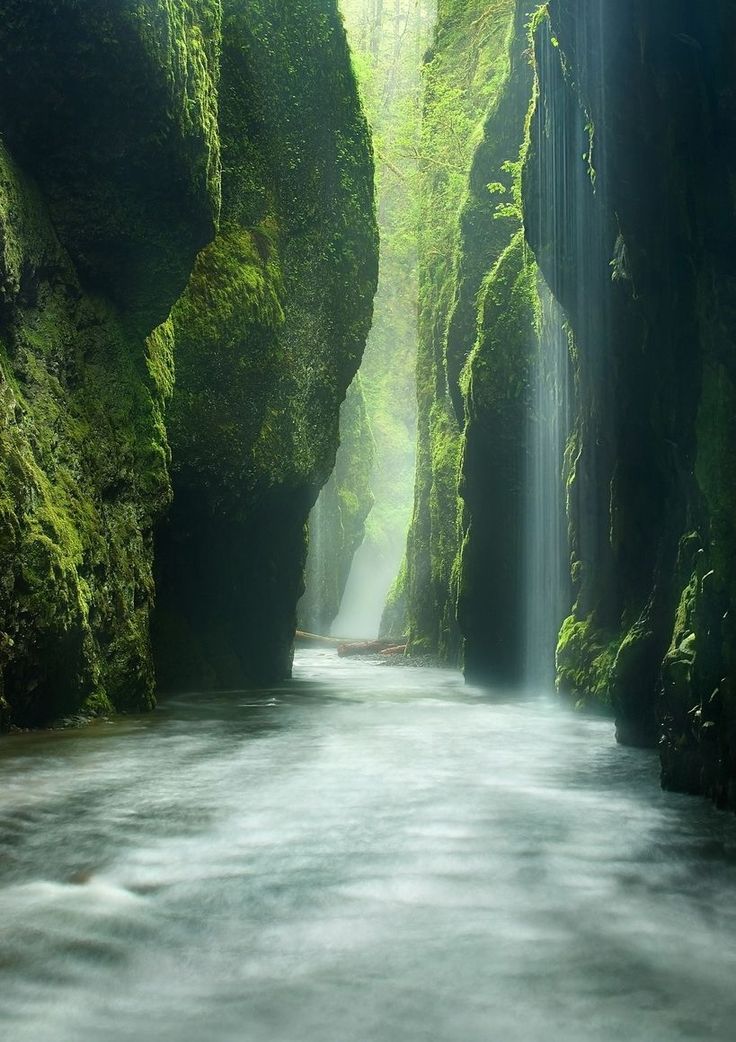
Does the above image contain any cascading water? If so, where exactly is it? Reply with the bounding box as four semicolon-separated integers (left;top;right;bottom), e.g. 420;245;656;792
524;283;571;688
299;487;329;634
523;1;612;689
521;12;576;689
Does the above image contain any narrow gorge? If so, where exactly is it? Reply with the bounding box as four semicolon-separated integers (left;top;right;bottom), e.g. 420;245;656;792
2;3;736;1040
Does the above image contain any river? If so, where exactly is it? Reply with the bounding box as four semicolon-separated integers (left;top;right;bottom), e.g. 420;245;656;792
1;649;736;1041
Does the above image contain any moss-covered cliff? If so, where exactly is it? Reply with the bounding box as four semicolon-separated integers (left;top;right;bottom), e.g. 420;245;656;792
523;1;736;803
153;0;378;689
399;0;522;662
459;231;539;685
0;1;220;728
0;0;377;725
403;0;736;806
454;3;541;685
0;0;222;334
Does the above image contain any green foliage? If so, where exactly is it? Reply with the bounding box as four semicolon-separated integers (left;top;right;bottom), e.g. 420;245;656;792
556;614;618;708
335;1;430;589
0;143;175;726
155;0;379;689
401;0;525;661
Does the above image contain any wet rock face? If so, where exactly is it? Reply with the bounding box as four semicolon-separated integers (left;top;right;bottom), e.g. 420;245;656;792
152;0;378;691
526;0;736;802
0;0;377;723
459;235;538;687
0;0;222;334
0;2;220;728
454;3;536;687
399;0;526;668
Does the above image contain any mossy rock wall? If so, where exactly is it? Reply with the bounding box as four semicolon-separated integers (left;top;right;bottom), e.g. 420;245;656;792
153;0;378;689
524;1;736;803
458;233;539;685
0;0;221;334
0;1;221;728
0;0;376;724
399;0;522;663
454;3;539;685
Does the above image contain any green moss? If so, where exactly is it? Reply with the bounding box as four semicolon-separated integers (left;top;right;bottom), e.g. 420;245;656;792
0;0;222;332
154;0;378;689
0;0;223;727
458;230;542;683
0;142;177;726
529;4;550;34
461;233;538;410
381;557;409;639
0;0;378;723
556;613;618;707
401;0;521;663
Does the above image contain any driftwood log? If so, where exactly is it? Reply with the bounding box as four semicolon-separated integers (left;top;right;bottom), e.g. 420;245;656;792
295;631;407;657
337;640;407;658
295;631;343;647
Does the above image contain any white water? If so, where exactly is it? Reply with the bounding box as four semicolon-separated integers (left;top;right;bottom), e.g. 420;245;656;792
524;284;572;686
300;484;329;633
331;535;405;639
2;651;736;1041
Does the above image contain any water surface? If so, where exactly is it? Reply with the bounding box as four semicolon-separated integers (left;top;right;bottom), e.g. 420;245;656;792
1;650;736;1041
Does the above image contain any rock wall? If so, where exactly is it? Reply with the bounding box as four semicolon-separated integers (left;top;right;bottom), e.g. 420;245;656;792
403;0;736;806
0;0;377;725
153;0;378;689
455;3;538;686
524;0;736;804
398;0;522;662
0;0;221;728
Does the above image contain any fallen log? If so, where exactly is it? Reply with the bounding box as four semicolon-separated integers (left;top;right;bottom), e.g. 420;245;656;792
379;645;408;657
295;630;342;646
338;639;404;658
296;631;408;656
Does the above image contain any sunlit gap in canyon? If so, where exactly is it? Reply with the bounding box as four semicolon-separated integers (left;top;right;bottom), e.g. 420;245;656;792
299;0;431;642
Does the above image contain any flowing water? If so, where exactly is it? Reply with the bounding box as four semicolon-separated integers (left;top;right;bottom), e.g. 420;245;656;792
2;650;736;1042
524;284;572;687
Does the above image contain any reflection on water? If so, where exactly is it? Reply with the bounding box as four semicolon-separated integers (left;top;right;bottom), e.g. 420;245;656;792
1;650;736;1041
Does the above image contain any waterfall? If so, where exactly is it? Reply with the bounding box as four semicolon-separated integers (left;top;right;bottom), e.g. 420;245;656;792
331;535;405;639
524;283;571;688
522;10;583;690
300;485;330;635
